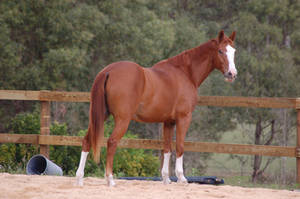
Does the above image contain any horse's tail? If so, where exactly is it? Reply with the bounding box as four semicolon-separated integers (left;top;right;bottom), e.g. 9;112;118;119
88;72;110;164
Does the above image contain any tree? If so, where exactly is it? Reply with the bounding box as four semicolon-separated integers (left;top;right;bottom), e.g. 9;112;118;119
227;0;299;182
1;0;299;183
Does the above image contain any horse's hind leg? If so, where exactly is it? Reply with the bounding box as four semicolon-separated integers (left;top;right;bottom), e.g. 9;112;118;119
161;122;175;184
105;117;131;186
75;131;91;186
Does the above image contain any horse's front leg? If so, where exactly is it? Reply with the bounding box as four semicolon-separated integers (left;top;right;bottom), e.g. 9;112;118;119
175;113;192;183
161;122;175;184
106;118;130;186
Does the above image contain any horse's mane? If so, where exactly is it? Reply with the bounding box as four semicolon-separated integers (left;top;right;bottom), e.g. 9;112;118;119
165;39;216;68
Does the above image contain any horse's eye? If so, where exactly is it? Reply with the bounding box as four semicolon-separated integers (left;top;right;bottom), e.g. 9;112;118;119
218;50;223;54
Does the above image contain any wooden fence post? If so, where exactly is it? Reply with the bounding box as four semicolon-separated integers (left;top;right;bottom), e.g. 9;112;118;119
297;109;300;184
40;101;51;158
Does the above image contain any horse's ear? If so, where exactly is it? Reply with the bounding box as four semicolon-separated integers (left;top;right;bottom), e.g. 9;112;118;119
229;31;236;42
218;30;225;43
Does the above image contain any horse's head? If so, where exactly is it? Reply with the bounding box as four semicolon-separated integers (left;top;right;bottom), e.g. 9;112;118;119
212;30;237;82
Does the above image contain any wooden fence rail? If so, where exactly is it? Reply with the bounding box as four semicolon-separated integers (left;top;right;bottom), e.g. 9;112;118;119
0;90;300;183
0;134;297;157
1;90;300;108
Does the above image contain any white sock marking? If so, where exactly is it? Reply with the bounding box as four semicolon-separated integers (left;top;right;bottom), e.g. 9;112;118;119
106;173;116;187
161;152;171;184
226;45;237;76
75;151;88;186
175;155;183;175
162;152;171;176
175;155;187;183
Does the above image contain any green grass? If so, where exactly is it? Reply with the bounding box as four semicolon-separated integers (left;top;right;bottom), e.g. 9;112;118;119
202;123;298;190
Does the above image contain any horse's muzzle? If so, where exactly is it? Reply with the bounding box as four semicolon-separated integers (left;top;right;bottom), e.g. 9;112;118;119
224;71;237;82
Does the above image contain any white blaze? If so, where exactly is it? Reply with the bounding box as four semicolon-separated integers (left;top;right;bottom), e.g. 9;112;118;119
226;45;237;76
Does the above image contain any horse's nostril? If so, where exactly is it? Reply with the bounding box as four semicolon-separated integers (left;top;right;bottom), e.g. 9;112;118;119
226;71;232;77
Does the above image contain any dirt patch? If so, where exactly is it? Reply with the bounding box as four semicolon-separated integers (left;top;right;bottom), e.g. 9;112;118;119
0;173;299;199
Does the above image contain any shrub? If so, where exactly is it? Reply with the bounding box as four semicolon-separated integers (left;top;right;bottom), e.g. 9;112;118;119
0;113;160;177
0;112;40;172
49;122;82;175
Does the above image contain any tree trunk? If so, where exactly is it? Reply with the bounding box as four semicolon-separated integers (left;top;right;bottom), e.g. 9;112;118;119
252;118;262;183
280;109;287;184
280;109;289;184
252;119;276;183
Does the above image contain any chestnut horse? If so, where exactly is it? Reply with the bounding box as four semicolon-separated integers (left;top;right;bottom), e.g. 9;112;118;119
75;30;237;186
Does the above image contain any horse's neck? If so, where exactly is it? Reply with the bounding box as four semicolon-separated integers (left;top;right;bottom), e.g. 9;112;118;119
166;41;214;87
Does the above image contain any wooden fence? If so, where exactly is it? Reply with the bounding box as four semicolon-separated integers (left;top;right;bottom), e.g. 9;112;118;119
0;90;300;183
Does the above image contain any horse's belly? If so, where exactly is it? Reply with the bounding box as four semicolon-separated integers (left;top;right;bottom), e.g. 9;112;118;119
132;102;175;123
132;112;173;123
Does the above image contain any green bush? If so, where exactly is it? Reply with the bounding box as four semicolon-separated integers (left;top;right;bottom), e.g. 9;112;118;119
7;112;40;135
0;113;160;177
0;112;40;172
49;122;82;175
112;148;160;177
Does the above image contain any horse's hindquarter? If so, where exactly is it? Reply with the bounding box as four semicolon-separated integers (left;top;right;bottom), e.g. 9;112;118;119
104;61;146;118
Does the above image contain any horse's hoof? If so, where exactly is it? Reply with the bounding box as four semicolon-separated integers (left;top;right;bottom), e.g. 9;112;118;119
176;172;188;184
162;171;171;185
177;176;188;184
75;177;84;186
75;170;84;186
162;177;171;185
108;180;116;187
106;174;116;187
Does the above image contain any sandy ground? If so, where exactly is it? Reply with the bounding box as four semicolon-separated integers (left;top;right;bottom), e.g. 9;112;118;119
0;173;300;199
